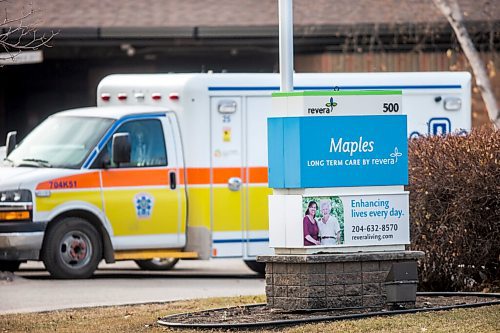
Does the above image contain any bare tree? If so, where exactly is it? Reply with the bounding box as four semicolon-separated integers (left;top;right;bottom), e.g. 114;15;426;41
432;0;499;128
0;1;56;63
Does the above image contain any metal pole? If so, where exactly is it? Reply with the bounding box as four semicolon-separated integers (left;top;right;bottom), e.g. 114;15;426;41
279;0;294;92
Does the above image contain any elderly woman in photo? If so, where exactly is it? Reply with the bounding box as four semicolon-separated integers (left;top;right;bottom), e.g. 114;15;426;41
317;199;341;245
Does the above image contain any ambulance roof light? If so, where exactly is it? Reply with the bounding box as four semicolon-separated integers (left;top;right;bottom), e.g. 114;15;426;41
152;93;162;101
134;92;145;101
101;93;111;102
169;93;179;101
117;93;127;101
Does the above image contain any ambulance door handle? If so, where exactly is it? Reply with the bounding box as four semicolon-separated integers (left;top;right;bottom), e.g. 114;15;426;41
228;177;242;191
169;171;177;190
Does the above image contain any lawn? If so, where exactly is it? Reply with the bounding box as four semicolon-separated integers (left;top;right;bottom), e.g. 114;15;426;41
1;295;499;332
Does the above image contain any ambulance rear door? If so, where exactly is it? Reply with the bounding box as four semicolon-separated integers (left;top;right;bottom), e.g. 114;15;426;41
210;97;244;257
244;95;273;257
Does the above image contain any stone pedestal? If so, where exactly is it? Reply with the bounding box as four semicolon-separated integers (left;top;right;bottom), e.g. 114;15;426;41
257;251;424;311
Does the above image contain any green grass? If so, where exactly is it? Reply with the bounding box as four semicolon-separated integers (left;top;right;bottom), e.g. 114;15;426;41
1;296;499;333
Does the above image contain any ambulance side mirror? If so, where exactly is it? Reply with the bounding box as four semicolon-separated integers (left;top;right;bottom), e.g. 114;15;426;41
112;133;131;167
6;131;17;156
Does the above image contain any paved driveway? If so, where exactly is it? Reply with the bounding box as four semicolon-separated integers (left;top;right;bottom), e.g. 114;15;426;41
0;259;265;314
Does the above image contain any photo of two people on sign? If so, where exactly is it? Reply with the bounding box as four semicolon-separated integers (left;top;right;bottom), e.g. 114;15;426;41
303;197;344;246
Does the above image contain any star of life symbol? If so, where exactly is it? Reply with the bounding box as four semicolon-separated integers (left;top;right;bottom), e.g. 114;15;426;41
134;192;154;218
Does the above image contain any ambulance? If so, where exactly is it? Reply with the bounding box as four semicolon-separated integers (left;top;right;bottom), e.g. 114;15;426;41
0;72;471;278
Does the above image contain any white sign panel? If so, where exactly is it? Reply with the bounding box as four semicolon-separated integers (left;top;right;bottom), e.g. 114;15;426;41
343;193;409;246
271;91;403;117
0;51;43;65
300;193;409;248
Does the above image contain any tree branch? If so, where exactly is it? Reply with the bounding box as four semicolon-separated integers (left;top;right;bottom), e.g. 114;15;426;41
432;0;499;128
0;1;57;62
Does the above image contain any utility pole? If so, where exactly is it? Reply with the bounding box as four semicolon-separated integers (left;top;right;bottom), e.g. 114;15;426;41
278;0;294;92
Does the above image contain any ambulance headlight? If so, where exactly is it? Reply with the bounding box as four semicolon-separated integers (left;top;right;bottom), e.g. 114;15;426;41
0;189;32;202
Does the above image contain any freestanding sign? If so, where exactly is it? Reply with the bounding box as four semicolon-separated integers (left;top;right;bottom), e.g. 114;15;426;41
267;90;410;252
257;0;423;310
261;1;422;311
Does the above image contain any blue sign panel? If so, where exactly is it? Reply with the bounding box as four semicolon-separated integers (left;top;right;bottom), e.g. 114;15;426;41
268;115;408;188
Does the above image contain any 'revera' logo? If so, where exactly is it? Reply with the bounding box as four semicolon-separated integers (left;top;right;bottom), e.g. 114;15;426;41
307;97;338;115
326;97;338;110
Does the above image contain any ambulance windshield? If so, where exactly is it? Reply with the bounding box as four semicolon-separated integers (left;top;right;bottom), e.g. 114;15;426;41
6;116;113;169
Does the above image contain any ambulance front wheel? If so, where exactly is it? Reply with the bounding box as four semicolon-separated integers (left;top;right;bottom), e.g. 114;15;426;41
135;258;179;270
244;260;265;275
42;217;102;279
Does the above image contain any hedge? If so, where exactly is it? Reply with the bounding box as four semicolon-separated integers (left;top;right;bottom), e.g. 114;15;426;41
408;126;499;291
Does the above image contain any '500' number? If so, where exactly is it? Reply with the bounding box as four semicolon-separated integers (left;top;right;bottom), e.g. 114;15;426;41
383;103;399;113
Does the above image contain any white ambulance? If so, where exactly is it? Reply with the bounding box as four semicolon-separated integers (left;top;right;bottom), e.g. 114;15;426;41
0;72;470;278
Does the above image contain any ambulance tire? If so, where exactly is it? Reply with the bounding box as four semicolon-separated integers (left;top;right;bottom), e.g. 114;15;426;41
134;258;179;270
42;217;102;279
0;260;21;272
244;260;265;276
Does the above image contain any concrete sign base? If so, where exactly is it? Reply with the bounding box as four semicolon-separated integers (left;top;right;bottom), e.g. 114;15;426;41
257;251;424;311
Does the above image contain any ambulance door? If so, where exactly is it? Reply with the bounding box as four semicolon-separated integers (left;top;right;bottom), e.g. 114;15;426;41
210;97;244;257
97;115;186;250
244;96;274;257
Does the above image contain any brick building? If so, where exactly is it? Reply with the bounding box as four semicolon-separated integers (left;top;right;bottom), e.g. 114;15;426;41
0;0;498;141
